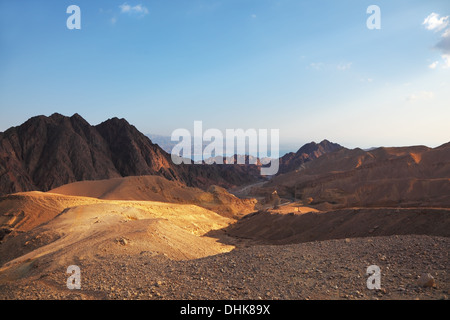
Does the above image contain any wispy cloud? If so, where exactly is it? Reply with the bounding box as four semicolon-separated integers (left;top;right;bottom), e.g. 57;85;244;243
442;54;450;68
309;62;325;70
423;12;450;69
435;35;450;55
423;13;449;32
429;61;439;69
309;62;352;72
337;62;352;71
406;91;435;102
119;3;149;16
443;28;450;38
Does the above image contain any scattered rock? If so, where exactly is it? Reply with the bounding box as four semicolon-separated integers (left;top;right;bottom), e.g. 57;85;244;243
376;288;387;294
418;273;436;288
116;238;128;246
1;234;448;301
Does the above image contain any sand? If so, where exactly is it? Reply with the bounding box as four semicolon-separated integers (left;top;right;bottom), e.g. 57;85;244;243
49;175;257;219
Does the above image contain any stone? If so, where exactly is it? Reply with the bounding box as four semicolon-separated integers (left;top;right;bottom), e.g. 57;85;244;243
418;273;436;288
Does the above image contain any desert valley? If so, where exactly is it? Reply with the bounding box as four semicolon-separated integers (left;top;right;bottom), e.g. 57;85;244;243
0;113;449;300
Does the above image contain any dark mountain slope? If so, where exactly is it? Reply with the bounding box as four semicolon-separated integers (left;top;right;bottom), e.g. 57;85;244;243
0;114;262;195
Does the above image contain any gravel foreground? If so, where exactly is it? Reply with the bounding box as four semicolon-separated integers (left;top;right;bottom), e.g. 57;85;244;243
0;235;448;300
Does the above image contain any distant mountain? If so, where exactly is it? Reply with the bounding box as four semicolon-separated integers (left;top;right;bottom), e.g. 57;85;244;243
203;154;275;166
150;133;340;172
278;139;343;174
0;114;261;195
257;143;450;208
148;134;276;164
146;134;179;154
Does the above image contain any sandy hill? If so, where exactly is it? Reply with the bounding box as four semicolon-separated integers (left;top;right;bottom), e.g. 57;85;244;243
0;174;257;275
0;191;235;273
49;175;257;219
0;113;261;196
256;143;450;208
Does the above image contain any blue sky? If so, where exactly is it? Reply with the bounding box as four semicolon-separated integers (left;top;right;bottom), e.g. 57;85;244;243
1;0;449;152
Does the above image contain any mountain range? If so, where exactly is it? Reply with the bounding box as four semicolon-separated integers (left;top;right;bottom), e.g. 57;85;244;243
278;139;343;174
2;113;449;210
257;142;450;208
0;114;263;195
0;114;347;196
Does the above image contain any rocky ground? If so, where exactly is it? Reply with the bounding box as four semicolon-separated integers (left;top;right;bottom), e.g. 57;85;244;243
0;235;448;300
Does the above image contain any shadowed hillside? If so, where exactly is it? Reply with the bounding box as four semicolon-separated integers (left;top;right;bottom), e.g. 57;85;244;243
254;143;450;209
0;114;262;195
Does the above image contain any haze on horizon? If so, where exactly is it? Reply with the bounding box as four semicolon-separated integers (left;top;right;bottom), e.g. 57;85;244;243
1;0;449;151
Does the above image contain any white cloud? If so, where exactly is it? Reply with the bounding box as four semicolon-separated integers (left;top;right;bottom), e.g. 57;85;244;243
442;54;450;68
308;62;353;72
423;13;450;68
406;91;435;102
251;14;257;19
337;62;352;71
119;3;149;15
359;78;373;83
119;3;131;13
133;4;149;14
309;62;324;70
443;28;450;38
429;61;439;69
436;33;450;54
423;13;449;32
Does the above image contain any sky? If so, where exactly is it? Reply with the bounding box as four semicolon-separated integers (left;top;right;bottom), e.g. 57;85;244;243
1;0;450;153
